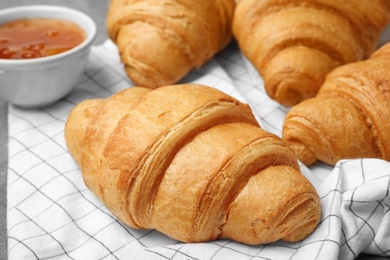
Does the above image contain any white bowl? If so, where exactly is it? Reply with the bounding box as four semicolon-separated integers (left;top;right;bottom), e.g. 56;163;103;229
0;5;97;108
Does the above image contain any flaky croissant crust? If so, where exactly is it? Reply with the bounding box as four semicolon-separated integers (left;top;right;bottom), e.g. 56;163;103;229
282;42;390;166
233;0;390;106
65;84;321;245
107;0;235;88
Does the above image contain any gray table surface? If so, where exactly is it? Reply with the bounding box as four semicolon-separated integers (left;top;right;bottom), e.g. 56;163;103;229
0;1;389;260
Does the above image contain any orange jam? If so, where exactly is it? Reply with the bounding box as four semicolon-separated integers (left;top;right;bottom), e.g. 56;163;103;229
0;18;86;59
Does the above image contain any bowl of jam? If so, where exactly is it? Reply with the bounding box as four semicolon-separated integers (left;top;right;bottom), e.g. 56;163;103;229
0;5;97;108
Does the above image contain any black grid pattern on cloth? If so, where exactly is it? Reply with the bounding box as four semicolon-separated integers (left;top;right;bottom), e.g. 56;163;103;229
7;40;390;260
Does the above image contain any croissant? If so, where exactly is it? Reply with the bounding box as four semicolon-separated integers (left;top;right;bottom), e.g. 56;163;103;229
233;0;390;106
282;42;390;166
64;84;321;245
106;0;235;88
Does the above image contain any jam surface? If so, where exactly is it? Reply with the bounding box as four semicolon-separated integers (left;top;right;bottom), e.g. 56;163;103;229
0;18;86;59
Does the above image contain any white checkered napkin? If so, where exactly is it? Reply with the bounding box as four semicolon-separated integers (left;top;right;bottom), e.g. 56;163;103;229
5;40;257;260
6;40;390;260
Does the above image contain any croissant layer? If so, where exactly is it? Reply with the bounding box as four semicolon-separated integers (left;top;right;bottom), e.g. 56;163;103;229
65;84;321;245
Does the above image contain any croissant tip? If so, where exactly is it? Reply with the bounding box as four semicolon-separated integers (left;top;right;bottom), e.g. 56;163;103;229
286;140;317;166
264;70;319;107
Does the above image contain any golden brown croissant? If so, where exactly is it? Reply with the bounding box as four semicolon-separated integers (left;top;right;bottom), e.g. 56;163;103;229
282;42;390;166
64;84;321;245
233;0;390;107
106;0;235;88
